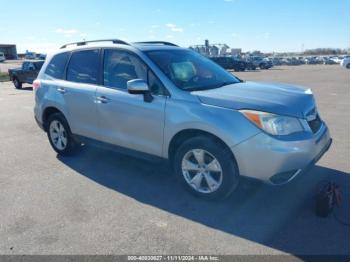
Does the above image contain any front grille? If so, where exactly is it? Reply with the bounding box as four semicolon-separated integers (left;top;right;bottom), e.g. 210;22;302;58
308;114;322;133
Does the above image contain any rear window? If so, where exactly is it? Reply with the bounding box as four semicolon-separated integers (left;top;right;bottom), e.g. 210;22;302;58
45;52;70;79
34;61;44;70
67;49;100;85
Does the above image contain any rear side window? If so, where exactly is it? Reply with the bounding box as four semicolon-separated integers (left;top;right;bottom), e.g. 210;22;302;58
34;61;44;70
22;62;30;70
45;52;69;79
67;49;100;85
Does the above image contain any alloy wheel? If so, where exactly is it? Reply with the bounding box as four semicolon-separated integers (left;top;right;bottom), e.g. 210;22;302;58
49;120;68;151
181;149;223;194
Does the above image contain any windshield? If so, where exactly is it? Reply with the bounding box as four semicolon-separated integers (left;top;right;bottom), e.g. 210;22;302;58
146;49;241;91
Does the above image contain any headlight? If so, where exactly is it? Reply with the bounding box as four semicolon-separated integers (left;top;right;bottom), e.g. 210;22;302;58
240;110;305;136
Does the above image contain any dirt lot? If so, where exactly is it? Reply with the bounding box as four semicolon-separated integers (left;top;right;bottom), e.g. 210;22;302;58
0;65;349;256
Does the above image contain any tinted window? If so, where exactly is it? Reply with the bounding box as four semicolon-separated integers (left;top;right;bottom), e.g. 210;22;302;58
45;52;69;79
34;61;44;70
22;62;29;70
67;49;100;84
148;70;166;96
103;49;147;90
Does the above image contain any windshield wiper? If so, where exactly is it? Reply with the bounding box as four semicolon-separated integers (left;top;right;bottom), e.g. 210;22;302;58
185;81;240;92
217;81;239;88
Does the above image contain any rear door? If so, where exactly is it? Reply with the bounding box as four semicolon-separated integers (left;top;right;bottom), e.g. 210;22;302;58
62;49;100;139
26;62;38;83
95;49;167;156
20;62;31;82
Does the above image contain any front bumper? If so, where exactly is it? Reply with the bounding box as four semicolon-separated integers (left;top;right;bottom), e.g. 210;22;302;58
231;123;332;185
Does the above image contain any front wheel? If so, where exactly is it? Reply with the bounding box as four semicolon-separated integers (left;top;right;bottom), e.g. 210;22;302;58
173;136;239;200
47;113;78;156
13;77;22;89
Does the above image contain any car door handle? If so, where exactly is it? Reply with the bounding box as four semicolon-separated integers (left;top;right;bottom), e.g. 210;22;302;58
57;87;66;94
96;96;110;104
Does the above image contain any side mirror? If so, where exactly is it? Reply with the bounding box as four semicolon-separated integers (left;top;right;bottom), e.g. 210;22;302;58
127;79;153;102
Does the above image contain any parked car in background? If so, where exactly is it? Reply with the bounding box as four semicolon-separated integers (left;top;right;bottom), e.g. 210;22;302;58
284;57;302;66
304;57;318;65
25;52;36;60
245;60;257;70
33;39;331;199
247;56;273;69
269;57;283;66
38;53;47;60
323;57;337;65
0;52;5;62
341;57;350;69
8;60;44;89
211;56;247;71
329;56;342;64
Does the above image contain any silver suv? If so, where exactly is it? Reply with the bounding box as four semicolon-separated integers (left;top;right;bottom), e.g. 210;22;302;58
34;39;332;199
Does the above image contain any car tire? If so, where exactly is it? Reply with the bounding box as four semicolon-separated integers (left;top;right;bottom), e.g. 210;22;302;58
13;77;22;89
347;63;350;69
173;136;239;200
47;113;78;156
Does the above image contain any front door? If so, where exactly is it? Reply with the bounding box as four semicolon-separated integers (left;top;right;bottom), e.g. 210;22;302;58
95;49;167;156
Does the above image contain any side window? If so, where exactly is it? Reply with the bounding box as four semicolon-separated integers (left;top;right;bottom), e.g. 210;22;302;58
22;62;29;70
67;49;100;84
148;70;166;96
103;49;147;90
45;52;69;79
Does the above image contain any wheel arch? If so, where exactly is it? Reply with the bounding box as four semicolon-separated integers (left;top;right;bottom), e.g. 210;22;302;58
42;107;66;131
167;129;237;166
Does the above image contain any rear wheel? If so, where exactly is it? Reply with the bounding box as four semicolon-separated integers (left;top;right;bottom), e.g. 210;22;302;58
47;113;78;156
259;63;265;69
13;77;22;89
173;136;239;200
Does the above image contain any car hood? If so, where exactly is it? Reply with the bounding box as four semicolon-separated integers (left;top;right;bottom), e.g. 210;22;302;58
192;81;316;118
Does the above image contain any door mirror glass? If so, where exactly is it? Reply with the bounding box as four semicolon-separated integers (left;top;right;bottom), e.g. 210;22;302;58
127;79;149;94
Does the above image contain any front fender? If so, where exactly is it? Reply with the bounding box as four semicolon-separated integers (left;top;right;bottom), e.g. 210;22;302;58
163;98;260;158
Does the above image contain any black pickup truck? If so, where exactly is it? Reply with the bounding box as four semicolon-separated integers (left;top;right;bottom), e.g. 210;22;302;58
210;57;256;71
8;60;44;89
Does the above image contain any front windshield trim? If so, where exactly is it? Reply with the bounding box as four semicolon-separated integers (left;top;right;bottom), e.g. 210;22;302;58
145;49;241;91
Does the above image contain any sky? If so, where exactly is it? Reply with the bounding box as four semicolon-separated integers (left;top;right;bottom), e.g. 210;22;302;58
1;0;349;53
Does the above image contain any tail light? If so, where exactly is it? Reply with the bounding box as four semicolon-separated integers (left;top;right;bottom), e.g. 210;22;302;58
33;79;41;91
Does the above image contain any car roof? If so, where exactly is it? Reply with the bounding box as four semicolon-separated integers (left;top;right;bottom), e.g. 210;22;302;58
23;60;45;63
56;39;185;54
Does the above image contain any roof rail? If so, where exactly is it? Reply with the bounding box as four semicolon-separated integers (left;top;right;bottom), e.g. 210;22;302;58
60;39;130;49
133;41;178;47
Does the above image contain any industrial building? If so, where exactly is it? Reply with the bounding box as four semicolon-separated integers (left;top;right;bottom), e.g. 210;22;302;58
0;44;17;59
189;40;241;57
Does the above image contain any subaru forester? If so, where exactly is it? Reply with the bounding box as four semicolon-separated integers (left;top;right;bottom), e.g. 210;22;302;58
34;39;332;199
